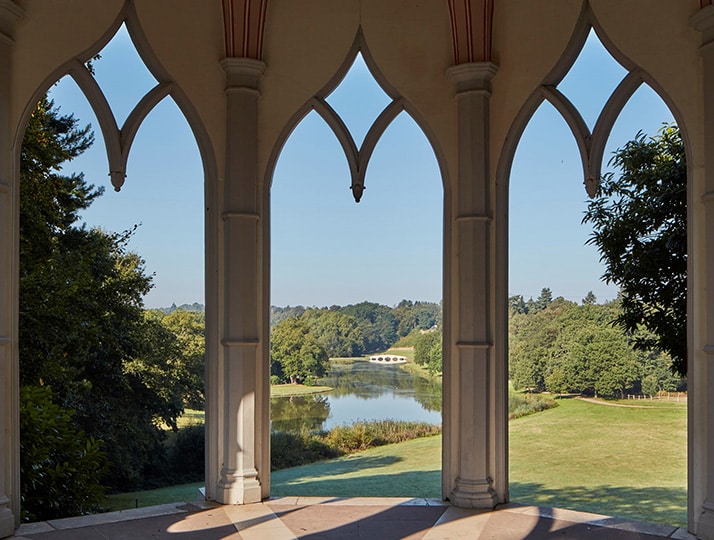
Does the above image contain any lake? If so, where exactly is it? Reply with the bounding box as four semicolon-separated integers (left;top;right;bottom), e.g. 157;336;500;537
270;360;442;433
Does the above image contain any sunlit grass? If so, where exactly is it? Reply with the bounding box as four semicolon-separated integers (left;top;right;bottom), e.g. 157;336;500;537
509;397;686;526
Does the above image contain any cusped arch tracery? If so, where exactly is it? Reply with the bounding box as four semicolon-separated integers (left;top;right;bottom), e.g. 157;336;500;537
16;0;216;195
499;3;677;199
267;29;446;204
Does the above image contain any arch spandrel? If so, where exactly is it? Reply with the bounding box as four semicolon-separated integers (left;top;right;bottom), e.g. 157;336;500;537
130;2;226;178
589;1;701;160
10;0;124;130
489;0;583;171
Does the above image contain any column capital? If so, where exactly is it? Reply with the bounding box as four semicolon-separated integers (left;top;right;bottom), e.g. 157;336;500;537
220;57;266;91
447;62;498;95
0;0;23;44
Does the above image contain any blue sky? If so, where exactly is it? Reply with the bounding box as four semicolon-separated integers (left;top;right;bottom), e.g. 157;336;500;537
50;27;673;309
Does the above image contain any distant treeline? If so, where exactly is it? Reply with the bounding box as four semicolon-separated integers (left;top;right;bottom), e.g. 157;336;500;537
271;300;442;357
158;302;205;314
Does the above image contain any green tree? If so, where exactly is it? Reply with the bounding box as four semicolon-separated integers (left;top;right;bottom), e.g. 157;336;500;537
509;299;576;391
583;125;686;375
534;287;553;312
303;309;365;358
582;291;597;305
153;309;206;408
340;301;398;353
271;316;329;384
414;330;440;370
508;294;528;315
20;97;186;492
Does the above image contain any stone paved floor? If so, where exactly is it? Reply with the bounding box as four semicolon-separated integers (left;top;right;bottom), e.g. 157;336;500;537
7;497;696;540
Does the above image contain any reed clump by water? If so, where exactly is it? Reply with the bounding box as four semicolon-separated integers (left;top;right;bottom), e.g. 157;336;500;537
508;387;559;419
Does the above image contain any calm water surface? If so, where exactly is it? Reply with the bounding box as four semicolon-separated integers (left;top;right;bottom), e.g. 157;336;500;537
270;360;442;433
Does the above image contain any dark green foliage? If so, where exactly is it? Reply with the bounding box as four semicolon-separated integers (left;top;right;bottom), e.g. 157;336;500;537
270;431;340;471
302;309;365;357
508;294;528;315
583;125;686;375
167;425;205;483
20;386;107;522
339;302;397;353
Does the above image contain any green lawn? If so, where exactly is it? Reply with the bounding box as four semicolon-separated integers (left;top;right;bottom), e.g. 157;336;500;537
105;397;687;527
509;398;686;527
271;435;441;498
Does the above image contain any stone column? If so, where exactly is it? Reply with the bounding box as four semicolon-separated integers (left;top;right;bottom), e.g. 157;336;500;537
443;62;506;508
0;1;22;536
691;7;714;538
207;57;269;505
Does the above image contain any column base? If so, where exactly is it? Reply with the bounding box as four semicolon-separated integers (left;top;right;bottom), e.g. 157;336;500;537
216;468;262;505
697;502;714;539
0;507;15;539
449;476;497;509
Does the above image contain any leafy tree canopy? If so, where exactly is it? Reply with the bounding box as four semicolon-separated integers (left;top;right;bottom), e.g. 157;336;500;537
583;125;686;375
270;316;329;384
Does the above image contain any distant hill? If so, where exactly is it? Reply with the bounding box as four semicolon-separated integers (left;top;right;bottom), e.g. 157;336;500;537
158;302;205;314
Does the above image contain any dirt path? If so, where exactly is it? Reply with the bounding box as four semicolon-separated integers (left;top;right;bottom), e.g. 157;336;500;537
577;396;684;410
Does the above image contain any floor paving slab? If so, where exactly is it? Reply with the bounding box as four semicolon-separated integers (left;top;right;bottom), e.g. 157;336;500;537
6;498;693;540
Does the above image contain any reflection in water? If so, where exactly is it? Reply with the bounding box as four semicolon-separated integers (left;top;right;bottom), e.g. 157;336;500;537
270;360;442;433
270;394;331;433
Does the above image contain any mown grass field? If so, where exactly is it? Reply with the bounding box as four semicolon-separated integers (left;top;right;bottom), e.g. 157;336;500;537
509;398;686;526
106;397;687;527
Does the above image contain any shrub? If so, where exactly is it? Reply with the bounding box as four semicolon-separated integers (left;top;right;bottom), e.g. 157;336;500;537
270;431;340;471
167;424;205;483
20;385;107;522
